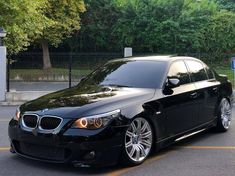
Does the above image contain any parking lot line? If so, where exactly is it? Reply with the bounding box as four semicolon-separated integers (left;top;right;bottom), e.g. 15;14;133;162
0;147;10;151
104;145;235;176
180;146;235;150
105;151;173;176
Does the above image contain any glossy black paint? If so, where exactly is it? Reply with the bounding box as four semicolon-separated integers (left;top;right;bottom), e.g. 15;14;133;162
8;56;233;166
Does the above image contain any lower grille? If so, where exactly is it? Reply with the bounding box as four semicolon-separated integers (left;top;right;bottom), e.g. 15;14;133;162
40;116;62;130
15;141;67;161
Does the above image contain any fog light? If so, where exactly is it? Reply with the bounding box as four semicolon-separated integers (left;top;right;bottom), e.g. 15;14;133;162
83;151;96;160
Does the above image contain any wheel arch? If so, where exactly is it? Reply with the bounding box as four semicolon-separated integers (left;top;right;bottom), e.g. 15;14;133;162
121;101;163;150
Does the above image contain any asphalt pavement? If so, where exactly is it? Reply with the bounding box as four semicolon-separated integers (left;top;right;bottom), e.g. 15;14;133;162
0;106;235;176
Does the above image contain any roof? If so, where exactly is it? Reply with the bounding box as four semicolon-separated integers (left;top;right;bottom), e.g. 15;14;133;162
112;55;201;63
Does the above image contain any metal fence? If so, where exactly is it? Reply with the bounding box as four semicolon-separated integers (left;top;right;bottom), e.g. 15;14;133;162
8;51;235;91
9;52;123;83
10;52;124;69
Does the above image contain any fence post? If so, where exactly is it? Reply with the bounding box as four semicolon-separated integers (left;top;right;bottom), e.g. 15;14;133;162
0;46;6;101
7;56;10;92
124;47;132;57
68;52;72;88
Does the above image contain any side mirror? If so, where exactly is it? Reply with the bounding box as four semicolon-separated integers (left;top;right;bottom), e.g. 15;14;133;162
166;77;180;89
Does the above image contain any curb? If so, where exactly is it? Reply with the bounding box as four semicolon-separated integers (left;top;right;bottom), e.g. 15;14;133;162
0;102;25;106
1;91;53;106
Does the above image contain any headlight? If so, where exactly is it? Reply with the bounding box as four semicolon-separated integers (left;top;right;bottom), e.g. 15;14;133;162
72;109;121;129
14;107;21;121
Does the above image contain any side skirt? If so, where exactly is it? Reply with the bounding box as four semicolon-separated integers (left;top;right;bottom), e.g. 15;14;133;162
155;118;217;150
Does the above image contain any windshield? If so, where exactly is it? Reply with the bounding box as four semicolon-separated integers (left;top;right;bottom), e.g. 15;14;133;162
81;60;167;89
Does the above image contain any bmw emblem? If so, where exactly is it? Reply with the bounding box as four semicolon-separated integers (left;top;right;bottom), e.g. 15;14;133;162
42;108;49;113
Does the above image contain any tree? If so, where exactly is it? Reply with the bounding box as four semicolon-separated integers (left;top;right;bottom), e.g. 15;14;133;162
113;0;225;56
199;11;235;60
62;0;235;66
177;0;218;53
37;0;85;69
77;0;120;52
0;0;50;55
216;0;235;12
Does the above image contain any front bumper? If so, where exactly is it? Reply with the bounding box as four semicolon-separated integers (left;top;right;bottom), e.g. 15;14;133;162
8;118;127;167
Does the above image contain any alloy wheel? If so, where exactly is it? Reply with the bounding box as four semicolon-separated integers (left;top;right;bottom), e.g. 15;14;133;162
220;98;232;129
125;117;153;162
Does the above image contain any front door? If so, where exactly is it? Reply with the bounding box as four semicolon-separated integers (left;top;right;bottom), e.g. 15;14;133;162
160;60;198;137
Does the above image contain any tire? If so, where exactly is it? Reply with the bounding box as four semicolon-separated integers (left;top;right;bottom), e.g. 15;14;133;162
121;117;153;166
215;98;232;132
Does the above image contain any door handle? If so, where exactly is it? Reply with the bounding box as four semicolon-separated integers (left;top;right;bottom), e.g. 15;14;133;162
190;92;198;99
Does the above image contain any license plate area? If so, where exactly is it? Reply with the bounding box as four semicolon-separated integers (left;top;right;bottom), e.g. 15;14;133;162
19;142;66;161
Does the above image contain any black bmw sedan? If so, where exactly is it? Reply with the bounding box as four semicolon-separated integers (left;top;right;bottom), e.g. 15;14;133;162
9;56;233;167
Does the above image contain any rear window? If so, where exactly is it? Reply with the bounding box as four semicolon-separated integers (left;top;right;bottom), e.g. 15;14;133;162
205;67;215;79
185;60;207;82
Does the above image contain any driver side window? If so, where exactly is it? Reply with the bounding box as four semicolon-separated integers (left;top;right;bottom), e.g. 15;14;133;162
168;61;191;85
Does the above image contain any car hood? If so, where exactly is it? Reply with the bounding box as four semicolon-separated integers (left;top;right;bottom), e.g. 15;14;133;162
20;84;155;118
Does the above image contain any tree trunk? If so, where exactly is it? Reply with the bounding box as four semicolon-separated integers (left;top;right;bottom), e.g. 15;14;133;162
41;40;52;69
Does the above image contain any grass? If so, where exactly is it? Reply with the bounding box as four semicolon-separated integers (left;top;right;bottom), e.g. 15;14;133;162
211;65;235;86
10;68;91;81
213;66;233;78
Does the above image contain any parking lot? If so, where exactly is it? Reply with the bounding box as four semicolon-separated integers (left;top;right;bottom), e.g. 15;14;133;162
0;106;235;176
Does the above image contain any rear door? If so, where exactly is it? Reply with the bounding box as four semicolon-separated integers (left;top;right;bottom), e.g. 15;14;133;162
185;60;219;125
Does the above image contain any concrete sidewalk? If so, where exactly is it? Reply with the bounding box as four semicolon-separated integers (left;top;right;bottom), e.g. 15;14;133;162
0;81;77;105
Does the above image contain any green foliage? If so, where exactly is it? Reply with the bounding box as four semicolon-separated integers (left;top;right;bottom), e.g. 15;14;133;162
199;10;235;55
1;0;235;64
77;0;235;62
216;0;235;12
0;0;50;54
39;0;86;46
0;0;85;54
112;0;218;53
177;0;218;52
77;0;119;51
